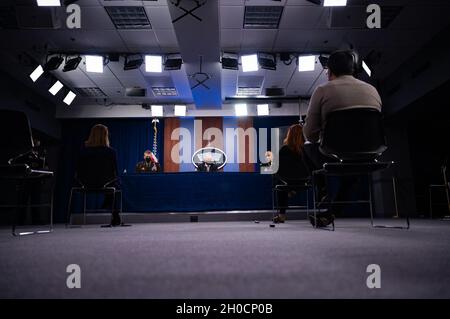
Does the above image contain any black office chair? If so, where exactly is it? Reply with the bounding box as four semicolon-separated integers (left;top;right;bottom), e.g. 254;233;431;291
66;149;125;227
271;175;317;228
0;110;54;236
312;107;410;229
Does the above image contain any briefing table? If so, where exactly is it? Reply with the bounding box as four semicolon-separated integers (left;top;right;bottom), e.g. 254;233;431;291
120;172;273;213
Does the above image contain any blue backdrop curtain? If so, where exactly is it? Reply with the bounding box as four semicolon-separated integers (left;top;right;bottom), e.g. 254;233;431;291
54;118;164;222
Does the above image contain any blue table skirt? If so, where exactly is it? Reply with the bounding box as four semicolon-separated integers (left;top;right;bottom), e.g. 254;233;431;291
121;172;274;212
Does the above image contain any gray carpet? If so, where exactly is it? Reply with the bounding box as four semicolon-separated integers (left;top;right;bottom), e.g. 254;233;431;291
1;219;449;299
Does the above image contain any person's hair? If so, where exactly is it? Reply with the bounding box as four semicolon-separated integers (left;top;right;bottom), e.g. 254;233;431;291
85;124;110;147
327;50;355;77
283;124;305;155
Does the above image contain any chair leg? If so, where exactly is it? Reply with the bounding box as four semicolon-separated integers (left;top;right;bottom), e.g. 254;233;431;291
429;186;433;219
83;191;87;225
312;173;318;229
368;173;374;228
66;188;75;227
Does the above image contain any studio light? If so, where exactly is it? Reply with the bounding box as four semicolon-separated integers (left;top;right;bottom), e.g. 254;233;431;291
85;55;103;73
145;55;162;73
30;65;44;82
323;0;347;6
258;53;277;71
124;54;144;71
362;61;372;77
49;81;63;96
235;104;248;116
63;56;82;72
164;54;183;71
319;55;329;69
221;52;239;71
36;0;61;6
298;55;316;72
63;91;76;105
44;56;64;71
174;105;186;117
151;105;163;117
257;104;269;116
241;54;258;72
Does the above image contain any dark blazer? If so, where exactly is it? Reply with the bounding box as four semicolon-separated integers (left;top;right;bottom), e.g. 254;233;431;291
277;145;311;183
76;146;119;188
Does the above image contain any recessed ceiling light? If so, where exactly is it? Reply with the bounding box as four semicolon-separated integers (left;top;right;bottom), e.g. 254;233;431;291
235;104;248;116
85;55;103;73
63;91;76;105
174;105;186;117
241;54;259;72
151;105;163;117
49;81;63;96
36;0;61;6
257;104;269;116
323;0;347;7
145;55;162;73
298;55;316;72
30;65;44;82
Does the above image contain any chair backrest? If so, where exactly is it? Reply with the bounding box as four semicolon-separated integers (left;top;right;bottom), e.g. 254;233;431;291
0;110;34;164
76;147;117;188
320;107;387;161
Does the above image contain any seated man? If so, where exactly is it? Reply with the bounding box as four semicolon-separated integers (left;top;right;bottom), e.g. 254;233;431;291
196;154;219;172
303;50;382;224
135;150;161;173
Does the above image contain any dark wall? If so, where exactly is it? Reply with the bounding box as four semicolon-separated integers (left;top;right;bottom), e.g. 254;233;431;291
404;80;450;217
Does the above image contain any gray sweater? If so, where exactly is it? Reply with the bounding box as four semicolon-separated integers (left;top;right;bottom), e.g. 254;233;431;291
303;75;382;143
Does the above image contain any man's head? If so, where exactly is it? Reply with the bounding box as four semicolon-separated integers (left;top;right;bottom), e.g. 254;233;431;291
326;50;355;80
143;150;153;163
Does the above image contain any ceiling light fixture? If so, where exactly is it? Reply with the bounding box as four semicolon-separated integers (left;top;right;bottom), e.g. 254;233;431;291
49;81;63;96
124;54;144;71
85;55;104;73
257;104;269;116
44;56;64;71
36;0;61;6
145;55;162;73
63;56;82;72
174;105;186;117
63;91;76;105
235;104;248;116
151;105;163;117
298;55;316;72
30;65;44;82
241;54;258;72
323;0;347;7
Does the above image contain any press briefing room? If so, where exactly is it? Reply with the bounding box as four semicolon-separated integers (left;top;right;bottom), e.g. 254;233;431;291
0;0;450;310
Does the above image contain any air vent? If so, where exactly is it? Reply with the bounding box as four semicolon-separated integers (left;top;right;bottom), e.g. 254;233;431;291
126;87;147;97
152;87;178;97
77;87;106;97
105;6;151;30
381;6;403;28
265;88;285;97
244;6;283;29
0;6;18;29
237;87;262;96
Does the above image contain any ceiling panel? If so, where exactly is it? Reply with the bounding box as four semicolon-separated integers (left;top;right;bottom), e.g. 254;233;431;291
241;29;277;50
118;30;159;50
279;6;324;29
220;6;244;29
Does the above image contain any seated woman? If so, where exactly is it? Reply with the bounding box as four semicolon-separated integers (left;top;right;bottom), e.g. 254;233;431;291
273;124;311;223
76;124;122;226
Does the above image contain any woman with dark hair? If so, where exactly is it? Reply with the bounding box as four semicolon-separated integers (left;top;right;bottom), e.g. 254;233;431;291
272;124;311;224
76;124;122;226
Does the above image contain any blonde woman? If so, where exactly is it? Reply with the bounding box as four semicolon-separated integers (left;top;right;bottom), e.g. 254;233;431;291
76;124;122;226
